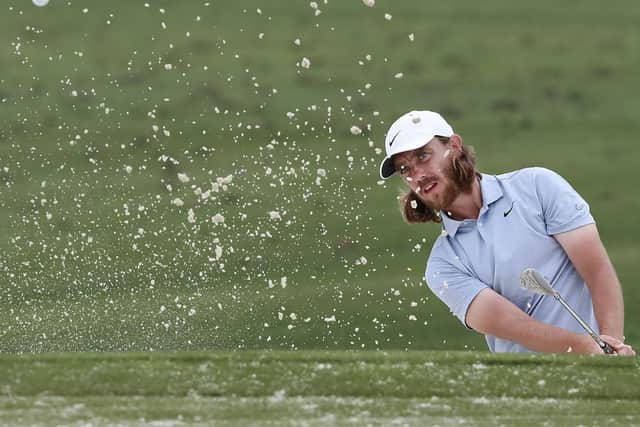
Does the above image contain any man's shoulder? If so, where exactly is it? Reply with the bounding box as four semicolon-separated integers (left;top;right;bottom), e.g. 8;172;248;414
491;167;563;192
494;166;557;182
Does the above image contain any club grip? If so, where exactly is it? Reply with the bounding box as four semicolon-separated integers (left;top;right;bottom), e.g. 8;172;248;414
600;341;615;354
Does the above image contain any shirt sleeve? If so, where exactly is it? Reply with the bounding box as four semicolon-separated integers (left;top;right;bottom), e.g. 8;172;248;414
532;167;595;235
425;251;489;328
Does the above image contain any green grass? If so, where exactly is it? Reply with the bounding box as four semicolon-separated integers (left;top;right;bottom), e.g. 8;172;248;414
2;0;640;354
1;351;639;426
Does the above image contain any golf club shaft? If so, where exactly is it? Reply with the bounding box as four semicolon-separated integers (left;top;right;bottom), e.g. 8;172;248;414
554;295;614;354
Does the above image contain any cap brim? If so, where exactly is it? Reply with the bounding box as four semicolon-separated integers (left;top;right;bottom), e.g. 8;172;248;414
379;157;395;179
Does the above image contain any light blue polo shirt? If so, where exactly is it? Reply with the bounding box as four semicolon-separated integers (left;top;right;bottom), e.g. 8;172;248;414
425;167;598;353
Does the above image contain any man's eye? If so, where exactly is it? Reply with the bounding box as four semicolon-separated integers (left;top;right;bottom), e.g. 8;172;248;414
419;152;430;160
399;166;407;175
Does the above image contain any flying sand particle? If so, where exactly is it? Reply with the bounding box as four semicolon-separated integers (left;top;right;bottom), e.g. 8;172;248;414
211;213;225;224
269;211;281;220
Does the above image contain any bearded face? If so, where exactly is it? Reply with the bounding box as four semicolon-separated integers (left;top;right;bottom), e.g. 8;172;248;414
394;138;474;213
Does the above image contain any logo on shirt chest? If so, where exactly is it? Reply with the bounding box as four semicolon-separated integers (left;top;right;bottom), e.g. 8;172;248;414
503;200;516;217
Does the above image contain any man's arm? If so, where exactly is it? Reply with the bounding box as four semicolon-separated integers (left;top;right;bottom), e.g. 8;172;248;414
554;224;624;340
466;288;600;354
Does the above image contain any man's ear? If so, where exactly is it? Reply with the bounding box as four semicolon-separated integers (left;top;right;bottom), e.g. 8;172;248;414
449;134;463;151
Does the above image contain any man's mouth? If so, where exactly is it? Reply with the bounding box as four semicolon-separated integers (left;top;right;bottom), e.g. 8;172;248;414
420;181;437;194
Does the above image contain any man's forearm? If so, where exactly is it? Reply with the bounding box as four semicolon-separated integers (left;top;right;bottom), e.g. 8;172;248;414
553;225;626;341
504;314;592;353
467;289;597;354
587;262;625;340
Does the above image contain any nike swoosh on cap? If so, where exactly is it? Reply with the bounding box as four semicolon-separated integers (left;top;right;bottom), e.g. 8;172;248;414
388;131;401;147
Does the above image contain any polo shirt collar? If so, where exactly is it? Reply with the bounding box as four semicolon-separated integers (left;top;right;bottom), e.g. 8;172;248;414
440;173;504;238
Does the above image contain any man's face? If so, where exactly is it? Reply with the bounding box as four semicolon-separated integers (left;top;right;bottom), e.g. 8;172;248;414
392;138;461;211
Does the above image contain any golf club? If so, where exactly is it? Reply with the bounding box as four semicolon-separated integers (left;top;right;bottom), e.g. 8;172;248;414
519;268;614;354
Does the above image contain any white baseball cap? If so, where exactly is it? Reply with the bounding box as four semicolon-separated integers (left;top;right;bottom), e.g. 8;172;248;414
379;110;454;179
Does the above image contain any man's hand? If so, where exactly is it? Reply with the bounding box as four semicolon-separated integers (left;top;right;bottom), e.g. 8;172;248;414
601;335;636;356
572;334;636;356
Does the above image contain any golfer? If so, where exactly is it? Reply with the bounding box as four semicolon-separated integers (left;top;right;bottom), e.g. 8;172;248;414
380;110;635;355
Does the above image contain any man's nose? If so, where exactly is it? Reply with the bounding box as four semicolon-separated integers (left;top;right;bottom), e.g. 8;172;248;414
406;174;426;186
414;175;428;185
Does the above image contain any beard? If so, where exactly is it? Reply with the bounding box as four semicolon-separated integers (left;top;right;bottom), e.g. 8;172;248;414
418;156;471;212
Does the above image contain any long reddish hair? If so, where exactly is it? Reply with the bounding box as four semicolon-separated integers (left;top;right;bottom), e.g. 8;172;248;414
399;137;479;224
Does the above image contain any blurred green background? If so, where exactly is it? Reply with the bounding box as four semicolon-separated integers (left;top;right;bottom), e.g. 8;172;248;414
1;0;639;353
